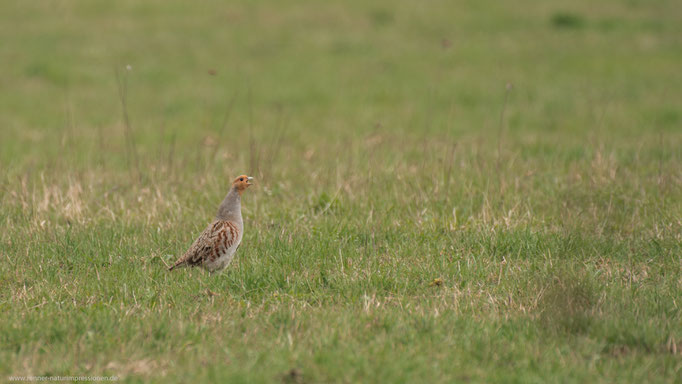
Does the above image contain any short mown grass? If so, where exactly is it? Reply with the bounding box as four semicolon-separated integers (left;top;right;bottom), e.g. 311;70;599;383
1;0;681;382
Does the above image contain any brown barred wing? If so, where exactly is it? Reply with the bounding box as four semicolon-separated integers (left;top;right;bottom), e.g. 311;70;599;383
168;220;239;270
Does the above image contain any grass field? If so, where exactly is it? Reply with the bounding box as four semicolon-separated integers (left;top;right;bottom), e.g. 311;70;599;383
1;0;681;382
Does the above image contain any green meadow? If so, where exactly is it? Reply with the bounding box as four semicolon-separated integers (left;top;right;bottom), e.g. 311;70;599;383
1;0;681;382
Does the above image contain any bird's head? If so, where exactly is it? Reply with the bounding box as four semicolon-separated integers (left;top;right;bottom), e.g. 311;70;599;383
232;175;253;194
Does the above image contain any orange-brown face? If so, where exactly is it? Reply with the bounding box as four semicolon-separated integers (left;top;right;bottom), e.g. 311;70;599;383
232;175;253;193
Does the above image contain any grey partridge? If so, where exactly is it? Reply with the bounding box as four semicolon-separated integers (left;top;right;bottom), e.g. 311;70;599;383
169;175;253;272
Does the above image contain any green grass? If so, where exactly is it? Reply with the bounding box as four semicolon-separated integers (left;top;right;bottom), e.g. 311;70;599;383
1;0;681;382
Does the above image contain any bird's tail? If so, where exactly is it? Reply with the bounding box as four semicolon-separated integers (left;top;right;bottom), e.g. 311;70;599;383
168;260;186;271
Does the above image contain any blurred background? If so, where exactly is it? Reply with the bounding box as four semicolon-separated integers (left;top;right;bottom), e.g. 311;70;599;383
2;0;680;173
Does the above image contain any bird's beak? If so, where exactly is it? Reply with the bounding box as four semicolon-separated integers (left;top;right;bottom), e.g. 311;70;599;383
247;176;254;185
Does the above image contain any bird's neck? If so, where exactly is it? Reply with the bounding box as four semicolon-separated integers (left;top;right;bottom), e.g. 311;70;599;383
216;187;242;222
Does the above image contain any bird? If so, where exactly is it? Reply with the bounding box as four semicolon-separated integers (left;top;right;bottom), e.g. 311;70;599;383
169;175;253;272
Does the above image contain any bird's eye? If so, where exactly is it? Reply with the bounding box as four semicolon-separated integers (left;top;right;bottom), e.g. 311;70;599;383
239;178;243;181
